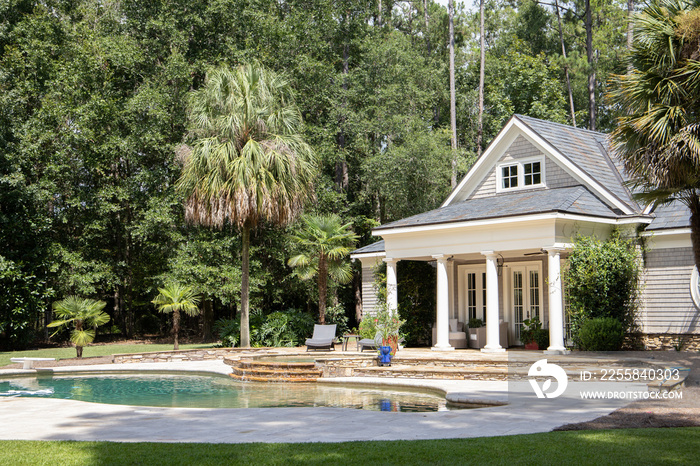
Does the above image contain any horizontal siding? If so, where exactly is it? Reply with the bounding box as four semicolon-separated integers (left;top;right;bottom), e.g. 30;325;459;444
546;157;577;189
640;247;699;334
361;266;379;318
468;135;577;199
469;168;496;199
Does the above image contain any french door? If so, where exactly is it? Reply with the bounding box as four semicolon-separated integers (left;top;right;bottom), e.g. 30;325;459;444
511;265;542;344
464;269;487;323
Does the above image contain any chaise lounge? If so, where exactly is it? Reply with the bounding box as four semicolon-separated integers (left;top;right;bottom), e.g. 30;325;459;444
305;324;337;351
358;331;383;351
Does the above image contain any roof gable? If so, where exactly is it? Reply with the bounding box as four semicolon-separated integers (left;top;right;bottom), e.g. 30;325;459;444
442;115;638;215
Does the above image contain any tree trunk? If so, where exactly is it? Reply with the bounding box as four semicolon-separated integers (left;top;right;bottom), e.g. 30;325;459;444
173;309;180;350
449;0;457;187
477;0;485;157
424;0;430;55
240;224;251;347
76;321;83;358
585;0;596;131
627;0;634;73
378;0;382;27
202;298;213;342
318;254;328;325
555;0;576;127
336;41;349;192
689;195;700;276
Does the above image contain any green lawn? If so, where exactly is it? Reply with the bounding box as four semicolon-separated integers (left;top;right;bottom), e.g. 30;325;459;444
0;428;698;465
0;343;218;367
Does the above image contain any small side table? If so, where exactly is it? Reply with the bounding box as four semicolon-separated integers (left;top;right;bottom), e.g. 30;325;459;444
342;334;361;351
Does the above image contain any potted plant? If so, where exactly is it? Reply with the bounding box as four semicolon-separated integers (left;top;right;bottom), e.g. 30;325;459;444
468;318;486;349
520;317;548;350
375;305;405;356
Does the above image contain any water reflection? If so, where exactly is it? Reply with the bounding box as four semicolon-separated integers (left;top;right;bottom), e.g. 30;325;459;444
0;374;473;412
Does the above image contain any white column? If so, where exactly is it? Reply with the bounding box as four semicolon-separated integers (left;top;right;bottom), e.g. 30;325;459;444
545;248;569;354
384;258;398;315
481;251;505;352
432;255;454;351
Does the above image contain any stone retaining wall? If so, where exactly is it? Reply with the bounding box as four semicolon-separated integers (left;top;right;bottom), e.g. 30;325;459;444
113;348;241;363
640;333;700;352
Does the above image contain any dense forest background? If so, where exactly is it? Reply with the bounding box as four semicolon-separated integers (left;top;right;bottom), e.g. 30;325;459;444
0;0;633;349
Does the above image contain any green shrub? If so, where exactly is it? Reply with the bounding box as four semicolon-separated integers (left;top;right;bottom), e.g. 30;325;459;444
214;318;239;347
577;317;625;351
324;304;350;336
215;309;315;348
468;318;484;328
520;317;548;348
564;232;641;347
397;261;435;346
358;314;378;339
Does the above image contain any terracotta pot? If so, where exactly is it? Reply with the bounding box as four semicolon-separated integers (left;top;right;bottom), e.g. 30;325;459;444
524;341;539;350
383;335;399;355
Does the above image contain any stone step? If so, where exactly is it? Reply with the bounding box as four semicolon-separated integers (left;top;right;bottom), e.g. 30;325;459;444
647;367;690;391
229;373;320;383
230;366;322;379
236;360;317;370
225;357;322;382
349;364;509;381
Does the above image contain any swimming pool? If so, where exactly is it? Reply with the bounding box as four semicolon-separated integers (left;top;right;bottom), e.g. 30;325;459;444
0;373;474;412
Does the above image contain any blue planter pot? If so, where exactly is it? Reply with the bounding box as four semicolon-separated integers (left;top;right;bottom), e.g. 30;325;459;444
378;345;393;366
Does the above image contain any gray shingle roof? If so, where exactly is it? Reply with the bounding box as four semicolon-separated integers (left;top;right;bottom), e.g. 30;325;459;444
351;240;385;255
514;115;639;212
647;200;691;230
375;185;625;231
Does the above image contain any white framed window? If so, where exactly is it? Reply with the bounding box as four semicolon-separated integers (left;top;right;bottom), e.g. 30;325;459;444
501;164;518;189
496;156;545;192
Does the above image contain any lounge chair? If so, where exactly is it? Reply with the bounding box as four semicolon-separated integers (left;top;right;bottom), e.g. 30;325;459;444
305;324;337;351
359;331;383;352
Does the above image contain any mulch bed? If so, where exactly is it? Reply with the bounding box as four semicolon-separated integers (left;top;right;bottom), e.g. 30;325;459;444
556;351;700;431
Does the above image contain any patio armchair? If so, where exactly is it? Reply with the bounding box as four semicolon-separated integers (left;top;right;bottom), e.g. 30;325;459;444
431;319;468;349
305;324;337;351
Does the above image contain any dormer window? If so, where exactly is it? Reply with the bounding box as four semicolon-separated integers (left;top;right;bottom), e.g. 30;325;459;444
497;156;545;192
502;165;518;188
524;161;541;185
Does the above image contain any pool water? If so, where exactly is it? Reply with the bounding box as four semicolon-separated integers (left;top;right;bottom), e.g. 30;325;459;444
0;374;468;412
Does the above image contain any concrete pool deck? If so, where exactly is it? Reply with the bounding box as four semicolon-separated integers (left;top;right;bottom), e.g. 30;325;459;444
0;359;651;443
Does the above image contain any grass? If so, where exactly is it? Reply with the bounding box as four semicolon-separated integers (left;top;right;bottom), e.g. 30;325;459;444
0;343;218;367
0;428;698;465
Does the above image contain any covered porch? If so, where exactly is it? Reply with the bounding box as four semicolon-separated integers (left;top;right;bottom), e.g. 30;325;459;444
352;215;623;354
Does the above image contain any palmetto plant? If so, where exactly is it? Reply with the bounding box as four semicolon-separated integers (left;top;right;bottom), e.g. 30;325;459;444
609;0;700;269
152;283;201;350
288;214;357;324
47;296;110;358
177;64;316;348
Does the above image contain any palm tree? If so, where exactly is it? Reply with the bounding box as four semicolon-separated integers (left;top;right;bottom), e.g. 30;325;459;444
152;283;201;350
177;64;317;348
47;296;110;358
609;0;700;269
288;214;357;324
